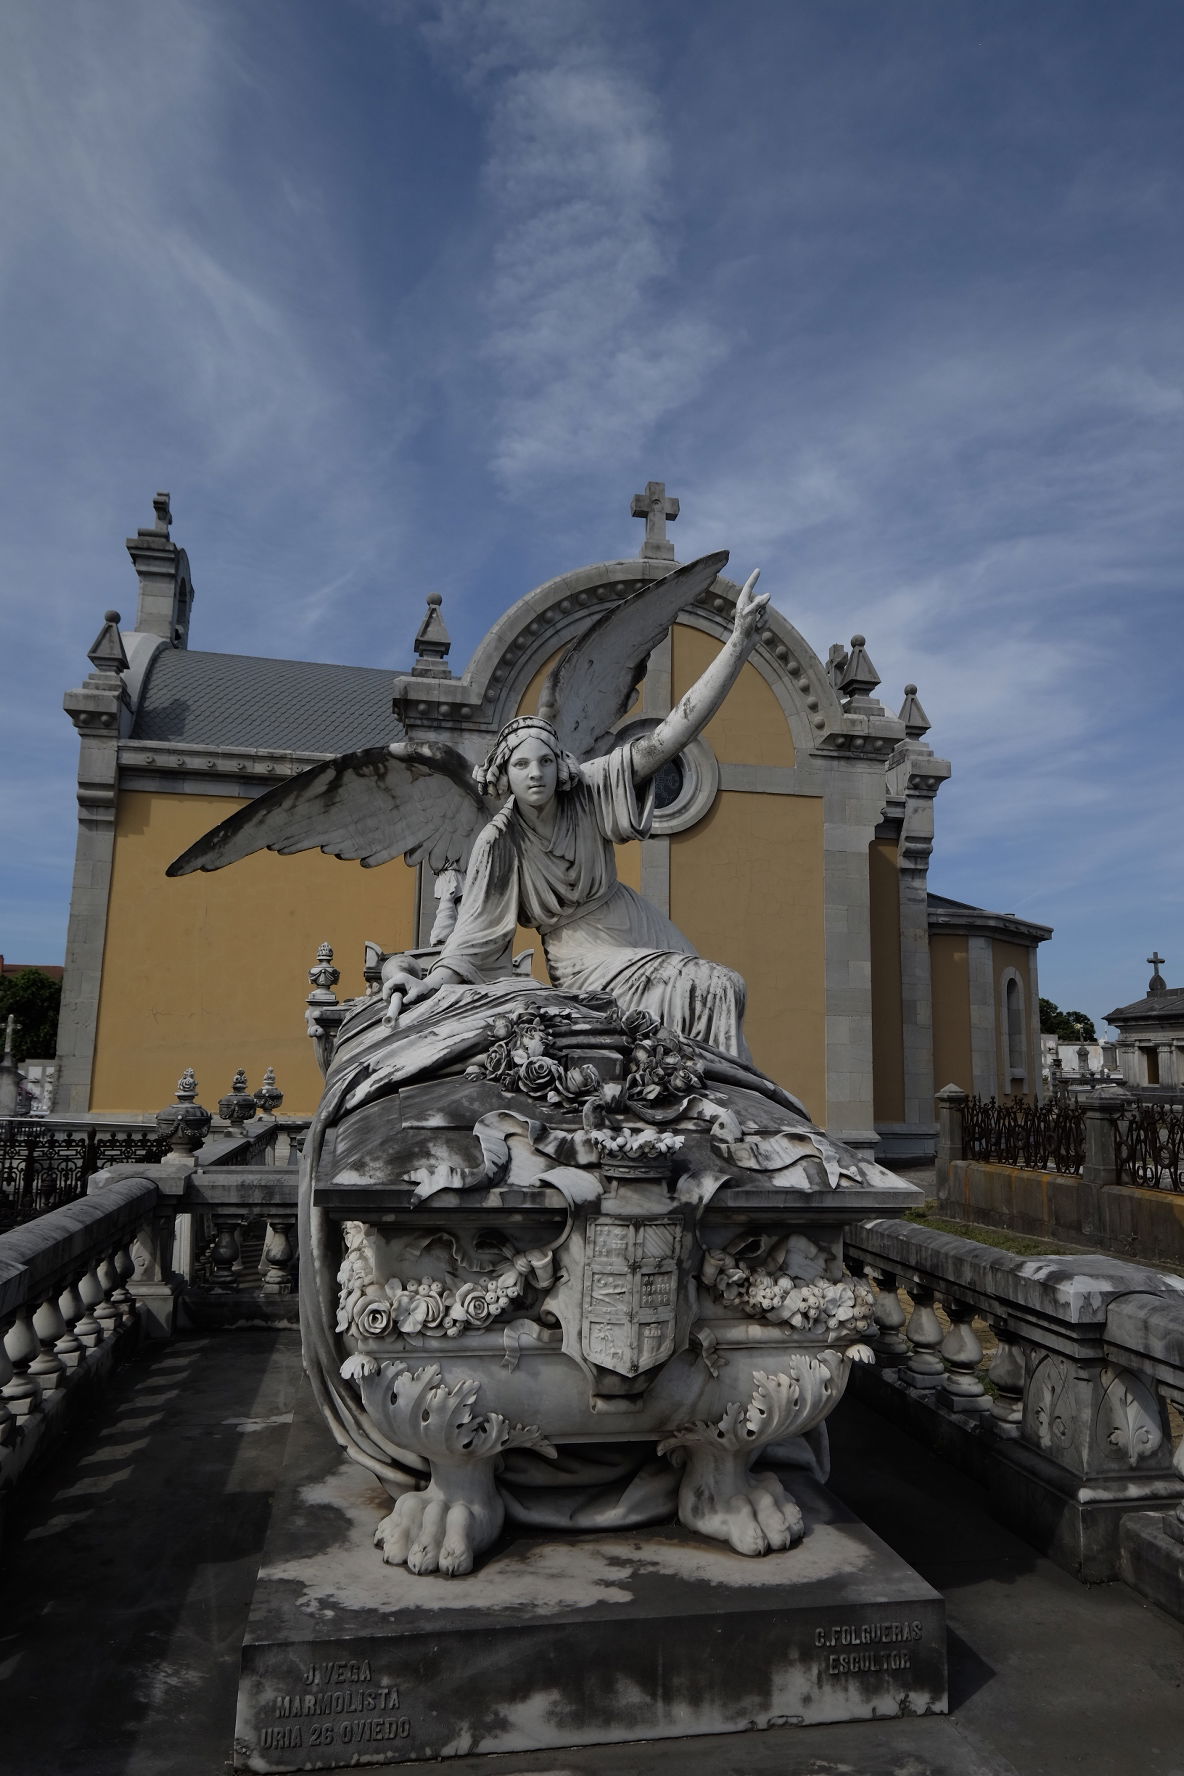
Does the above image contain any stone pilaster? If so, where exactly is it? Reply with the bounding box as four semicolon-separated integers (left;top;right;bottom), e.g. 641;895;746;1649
876;725;949;1161
57;633;130;1114
898;799;936;1144
967;935;998;1099
822;773;886;1155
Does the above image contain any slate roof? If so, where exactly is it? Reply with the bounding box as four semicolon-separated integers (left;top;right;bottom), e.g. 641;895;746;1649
926;891;1053;943
1105;987;1184;1026
131;648;403;753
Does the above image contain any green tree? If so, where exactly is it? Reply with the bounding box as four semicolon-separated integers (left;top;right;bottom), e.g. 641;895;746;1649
0;969;62;1060
1039;998;1096;1043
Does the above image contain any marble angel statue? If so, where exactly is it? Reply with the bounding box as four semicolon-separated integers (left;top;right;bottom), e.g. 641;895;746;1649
166;550;921;1582
168;551;768;1058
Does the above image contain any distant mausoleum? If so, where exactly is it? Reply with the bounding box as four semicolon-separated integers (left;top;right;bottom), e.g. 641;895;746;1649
1107;954;1184;1091
56;490;1052;1158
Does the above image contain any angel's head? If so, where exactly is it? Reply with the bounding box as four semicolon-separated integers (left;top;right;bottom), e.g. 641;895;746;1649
474;717;580;807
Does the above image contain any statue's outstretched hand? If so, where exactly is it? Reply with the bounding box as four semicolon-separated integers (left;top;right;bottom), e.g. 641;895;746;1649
732;570;769;648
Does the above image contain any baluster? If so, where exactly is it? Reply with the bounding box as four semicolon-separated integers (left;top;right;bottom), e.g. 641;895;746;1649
171;1210;196;1283
869;1267;909;1366
903;1283;946;1391
200;1214;222;1283
210;1217;243;1287
94;1254;121;1340
261;1219;296;1295
986;1323;1025;1438
29;1295;69;1393
75;1261;106;1347
110;1244;139;1328
939;1300;991;1414
0;1314;17;1445
3;1307;44;1419
55;1275;86;1370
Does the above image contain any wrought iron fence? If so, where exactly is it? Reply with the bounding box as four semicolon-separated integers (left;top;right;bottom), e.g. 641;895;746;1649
1116;1102;1184;1194
0;1120;167;1230
963;1094;1085;1176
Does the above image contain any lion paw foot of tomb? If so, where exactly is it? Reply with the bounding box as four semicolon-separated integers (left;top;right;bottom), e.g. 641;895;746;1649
375;1473;505;1578
673;1460;805;1556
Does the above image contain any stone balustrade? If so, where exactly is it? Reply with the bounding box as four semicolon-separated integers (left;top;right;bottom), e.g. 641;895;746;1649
0;1136;306;1532
846;1216;1184;1595
0;1175;153;1515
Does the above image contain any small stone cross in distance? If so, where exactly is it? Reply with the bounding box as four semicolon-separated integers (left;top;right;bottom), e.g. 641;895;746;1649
631;481;680;561
1148;951;1167;980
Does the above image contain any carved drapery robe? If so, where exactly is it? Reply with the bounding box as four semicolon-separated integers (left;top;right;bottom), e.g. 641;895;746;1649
434;747;750;1060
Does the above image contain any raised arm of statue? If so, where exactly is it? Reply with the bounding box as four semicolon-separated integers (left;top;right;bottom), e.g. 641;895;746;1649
630;570;769;784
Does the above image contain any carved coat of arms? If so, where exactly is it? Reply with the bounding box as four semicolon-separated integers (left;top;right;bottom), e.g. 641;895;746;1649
581;1215;686;1377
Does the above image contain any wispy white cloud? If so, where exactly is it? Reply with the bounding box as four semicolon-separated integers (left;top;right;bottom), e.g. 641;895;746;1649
407;0;726;490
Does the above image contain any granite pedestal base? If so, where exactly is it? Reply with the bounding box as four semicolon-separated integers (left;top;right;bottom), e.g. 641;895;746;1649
234;1384;946;1771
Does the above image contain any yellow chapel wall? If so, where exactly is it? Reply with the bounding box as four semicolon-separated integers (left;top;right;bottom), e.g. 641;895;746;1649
89;790;417;1115
668;628;826;1121
90;619;831;1116
931;933;973;1093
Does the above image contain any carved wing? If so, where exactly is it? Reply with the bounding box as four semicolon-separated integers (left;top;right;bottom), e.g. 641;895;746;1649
538;551;729;757
165;742;491;878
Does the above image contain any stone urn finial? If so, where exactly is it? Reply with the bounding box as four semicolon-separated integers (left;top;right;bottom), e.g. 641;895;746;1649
253;1066;284;1117
155;1067;212;1163
218;1068;257;1129
308;941;340;1003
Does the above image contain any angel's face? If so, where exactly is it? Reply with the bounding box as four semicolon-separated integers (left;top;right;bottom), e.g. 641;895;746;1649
506;737;558;810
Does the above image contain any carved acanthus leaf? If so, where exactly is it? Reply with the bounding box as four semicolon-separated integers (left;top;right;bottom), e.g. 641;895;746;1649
1097;1365;1164;1468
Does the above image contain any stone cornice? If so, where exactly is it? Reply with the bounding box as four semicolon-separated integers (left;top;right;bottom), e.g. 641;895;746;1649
116;739;323;797
927;903;1053;946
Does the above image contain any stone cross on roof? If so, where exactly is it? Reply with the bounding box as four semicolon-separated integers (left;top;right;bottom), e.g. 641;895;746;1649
1148;951;1167;994
631;481;679;561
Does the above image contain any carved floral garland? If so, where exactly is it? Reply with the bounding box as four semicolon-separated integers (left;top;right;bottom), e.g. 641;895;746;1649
336;1221;557;1343
349;1271;526;1340
702;1246;875;1336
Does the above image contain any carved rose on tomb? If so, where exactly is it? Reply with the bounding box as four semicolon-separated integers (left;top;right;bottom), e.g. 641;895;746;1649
450;1282;499;1328
621;1010;706;1103
355;1295;396;1338
466;1005;601;1107
342;1253;542;1346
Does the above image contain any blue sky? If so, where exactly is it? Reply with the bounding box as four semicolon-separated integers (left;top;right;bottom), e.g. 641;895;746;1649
1;0;1180;1032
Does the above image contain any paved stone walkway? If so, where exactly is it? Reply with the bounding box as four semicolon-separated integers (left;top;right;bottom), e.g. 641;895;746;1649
0;1330;1181;1775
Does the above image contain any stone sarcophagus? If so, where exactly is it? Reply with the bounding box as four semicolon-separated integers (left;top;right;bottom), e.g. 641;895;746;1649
301;981;920;1577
